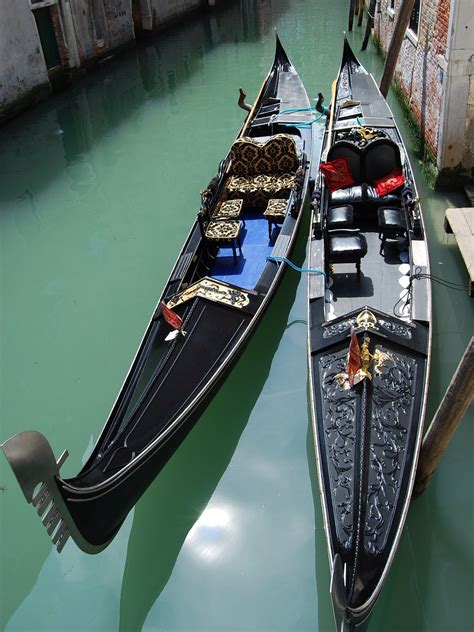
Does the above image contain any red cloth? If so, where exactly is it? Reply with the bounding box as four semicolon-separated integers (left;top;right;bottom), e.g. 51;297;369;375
319;157;355;193
373;169;405;197
346;330;361;387
161;302;183;330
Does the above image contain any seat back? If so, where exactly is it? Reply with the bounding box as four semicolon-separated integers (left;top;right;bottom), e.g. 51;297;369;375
327;141;362;183
230;134;298;176
364;138;401;182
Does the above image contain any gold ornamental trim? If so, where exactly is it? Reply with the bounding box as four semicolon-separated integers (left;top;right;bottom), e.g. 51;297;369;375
166;277;250;310
356;309;377;329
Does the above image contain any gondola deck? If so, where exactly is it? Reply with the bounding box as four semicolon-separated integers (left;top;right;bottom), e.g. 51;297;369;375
2;36;313;555
307;39;431;632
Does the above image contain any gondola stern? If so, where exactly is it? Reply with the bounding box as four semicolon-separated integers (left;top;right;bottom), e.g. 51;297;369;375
2;430;109;555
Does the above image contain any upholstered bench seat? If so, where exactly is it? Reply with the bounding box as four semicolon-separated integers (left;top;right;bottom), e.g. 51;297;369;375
226;173;295;206
329;184;402;206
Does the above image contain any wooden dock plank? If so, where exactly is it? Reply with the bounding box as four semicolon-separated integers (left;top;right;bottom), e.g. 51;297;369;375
445;207;474;296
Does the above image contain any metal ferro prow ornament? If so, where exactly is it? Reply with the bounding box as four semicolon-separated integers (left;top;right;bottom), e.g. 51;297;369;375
335;335;395;389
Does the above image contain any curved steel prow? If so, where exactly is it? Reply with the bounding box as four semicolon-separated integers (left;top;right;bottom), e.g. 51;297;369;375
2;431;71;552
331;553;349;632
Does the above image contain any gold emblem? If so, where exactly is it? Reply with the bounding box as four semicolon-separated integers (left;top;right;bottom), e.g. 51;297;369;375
356;309;377;329
166;277;250;310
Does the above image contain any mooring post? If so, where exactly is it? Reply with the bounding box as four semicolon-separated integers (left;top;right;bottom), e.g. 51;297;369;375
357;0;365;27
414;338;474;496
361;0;377;50
379;0;417;96
348;0;356;31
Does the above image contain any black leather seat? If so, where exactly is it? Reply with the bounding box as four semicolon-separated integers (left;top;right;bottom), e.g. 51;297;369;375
328;230;368;280
377;207;407;254
327;205;354;229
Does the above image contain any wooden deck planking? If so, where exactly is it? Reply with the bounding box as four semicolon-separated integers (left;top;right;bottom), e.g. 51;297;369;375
445;207;474;296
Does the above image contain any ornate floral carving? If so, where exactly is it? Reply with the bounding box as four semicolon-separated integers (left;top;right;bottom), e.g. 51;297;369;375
319;350;358;549
364;347;417;554
323;317;356;339
378;318;412;339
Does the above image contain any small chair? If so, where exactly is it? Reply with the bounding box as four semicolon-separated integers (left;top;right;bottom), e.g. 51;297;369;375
205;219;242;264
327;205;354;229
377;207;406;255
263;198;287;240
327;229;368;281
214;199;244;222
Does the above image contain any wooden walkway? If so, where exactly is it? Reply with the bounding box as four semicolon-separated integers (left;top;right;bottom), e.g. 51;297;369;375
445;207;474;297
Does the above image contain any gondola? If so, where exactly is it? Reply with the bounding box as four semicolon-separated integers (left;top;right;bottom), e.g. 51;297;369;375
2;36;313;554
307;39;431;631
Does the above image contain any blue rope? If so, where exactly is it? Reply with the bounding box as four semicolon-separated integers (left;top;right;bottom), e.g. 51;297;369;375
267;255;326;278
278;106;324;127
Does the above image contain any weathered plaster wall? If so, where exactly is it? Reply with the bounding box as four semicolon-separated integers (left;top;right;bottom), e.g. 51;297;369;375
375;0;473;174
0;2;50;120
375;0;450;160
438;0;474;172
70;0;134;64
149;0;203;29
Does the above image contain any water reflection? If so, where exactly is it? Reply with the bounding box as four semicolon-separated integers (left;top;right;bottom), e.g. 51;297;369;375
119;217;309;631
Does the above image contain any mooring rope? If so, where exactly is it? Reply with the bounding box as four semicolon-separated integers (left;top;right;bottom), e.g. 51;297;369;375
277;106;325;127
266;255;326;278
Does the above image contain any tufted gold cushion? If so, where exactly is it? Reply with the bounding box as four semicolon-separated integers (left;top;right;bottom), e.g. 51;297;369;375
226;173;295;206
263;198;288;220
205;219;241;241
230;134;299;177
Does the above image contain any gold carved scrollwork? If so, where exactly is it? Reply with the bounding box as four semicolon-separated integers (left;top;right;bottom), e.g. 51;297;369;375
166;278;250;310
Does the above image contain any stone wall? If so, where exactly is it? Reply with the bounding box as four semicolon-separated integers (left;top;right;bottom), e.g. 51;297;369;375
0;2;50;120
143;0;204;31
375;0;450;159
374;0;473;176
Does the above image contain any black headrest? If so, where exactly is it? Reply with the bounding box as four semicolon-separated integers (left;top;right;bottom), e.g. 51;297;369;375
327;141;362;182
364;139;401;181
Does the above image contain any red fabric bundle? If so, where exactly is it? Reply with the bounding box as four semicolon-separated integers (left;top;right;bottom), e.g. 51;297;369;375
319;157;355;193
373;169;405;197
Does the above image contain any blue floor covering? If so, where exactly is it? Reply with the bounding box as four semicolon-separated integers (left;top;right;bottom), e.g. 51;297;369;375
210;212;277;290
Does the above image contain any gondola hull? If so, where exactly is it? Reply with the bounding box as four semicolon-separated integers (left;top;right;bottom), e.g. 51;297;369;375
307;40;431;630
3;36;314;554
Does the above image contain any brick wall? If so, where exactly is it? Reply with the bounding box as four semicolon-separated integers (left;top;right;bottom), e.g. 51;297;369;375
375;0;451;160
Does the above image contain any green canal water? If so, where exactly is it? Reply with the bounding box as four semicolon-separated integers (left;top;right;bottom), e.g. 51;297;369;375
0;1;472;630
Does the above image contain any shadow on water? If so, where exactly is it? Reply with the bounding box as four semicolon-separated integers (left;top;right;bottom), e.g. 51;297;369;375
0;0;290;202
118;203;309;631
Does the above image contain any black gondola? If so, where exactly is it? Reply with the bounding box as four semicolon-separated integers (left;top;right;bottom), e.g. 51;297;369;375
2;36;313;554
307;40;431;631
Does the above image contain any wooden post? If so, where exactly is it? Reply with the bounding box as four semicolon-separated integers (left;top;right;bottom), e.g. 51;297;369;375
414;338;474;495
379;0;417;96
361;0;377;50
358;0;365;27
349;0;356;31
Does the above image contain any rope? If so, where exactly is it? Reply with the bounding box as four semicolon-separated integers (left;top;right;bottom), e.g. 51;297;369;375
267;255;326;278
277;106;324;127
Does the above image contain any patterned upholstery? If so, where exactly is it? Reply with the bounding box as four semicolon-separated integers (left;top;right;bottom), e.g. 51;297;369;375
205;219;241;241
263;198;287;220
226;174;295;206
230;134;299;176
213;198;243;220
